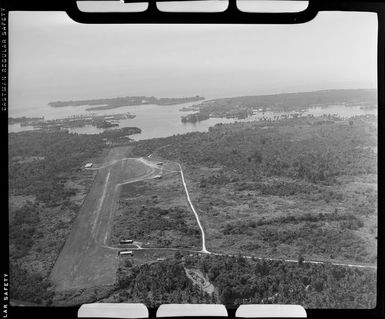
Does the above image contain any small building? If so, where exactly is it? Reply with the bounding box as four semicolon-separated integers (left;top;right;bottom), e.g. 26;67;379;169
84;163;93;168
118;250;133;256
120;239;133;244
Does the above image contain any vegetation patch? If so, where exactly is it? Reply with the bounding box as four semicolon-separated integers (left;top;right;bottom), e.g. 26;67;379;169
190;254;376;308
9;130;107;305
132;116;377;265
111;170;201;249
104;257;213;306
101;253;376;308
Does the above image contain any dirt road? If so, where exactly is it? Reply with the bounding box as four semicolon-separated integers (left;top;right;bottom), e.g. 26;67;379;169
50;147;160;291
50;146;375;292
178;163;209;254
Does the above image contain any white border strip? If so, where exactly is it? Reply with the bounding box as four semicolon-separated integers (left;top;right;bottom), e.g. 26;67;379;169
77;1;148;12
157;1;228;12
157;304;228;317
236;305;307;318
78;303;149;318
237;0;309;13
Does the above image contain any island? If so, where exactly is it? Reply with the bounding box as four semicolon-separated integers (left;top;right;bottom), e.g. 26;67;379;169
48;95;205;111
181;112;210;123
8;113;135;131
8;116;44;125
9;91;377;309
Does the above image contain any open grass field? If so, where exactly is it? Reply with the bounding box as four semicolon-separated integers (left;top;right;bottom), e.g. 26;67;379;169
8;131;111;305
111;160;201;250
50;147;160;292
9;112;377;307
132;115;377;266
185;169;377;265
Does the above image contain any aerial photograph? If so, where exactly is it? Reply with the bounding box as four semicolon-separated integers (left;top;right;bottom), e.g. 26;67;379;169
8;10;377;309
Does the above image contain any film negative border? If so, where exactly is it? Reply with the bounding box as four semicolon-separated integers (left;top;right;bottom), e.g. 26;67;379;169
1;1;384;319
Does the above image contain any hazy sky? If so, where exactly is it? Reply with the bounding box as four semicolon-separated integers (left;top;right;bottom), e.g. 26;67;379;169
9;10;377;110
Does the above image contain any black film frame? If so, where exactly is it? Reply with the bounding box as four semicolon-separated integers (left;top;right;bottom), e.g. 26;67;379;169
1;0;384;319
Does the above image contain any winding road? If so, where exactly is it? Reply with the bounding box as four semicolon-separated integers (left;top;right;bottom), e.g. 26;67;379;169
178;163;209;254
50;146;376;292
139;156;376;270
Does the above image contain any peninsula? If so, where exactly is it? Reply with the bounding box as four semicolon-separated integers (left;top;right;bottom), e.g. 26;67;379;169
48;95;205;111
180;89;377;122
